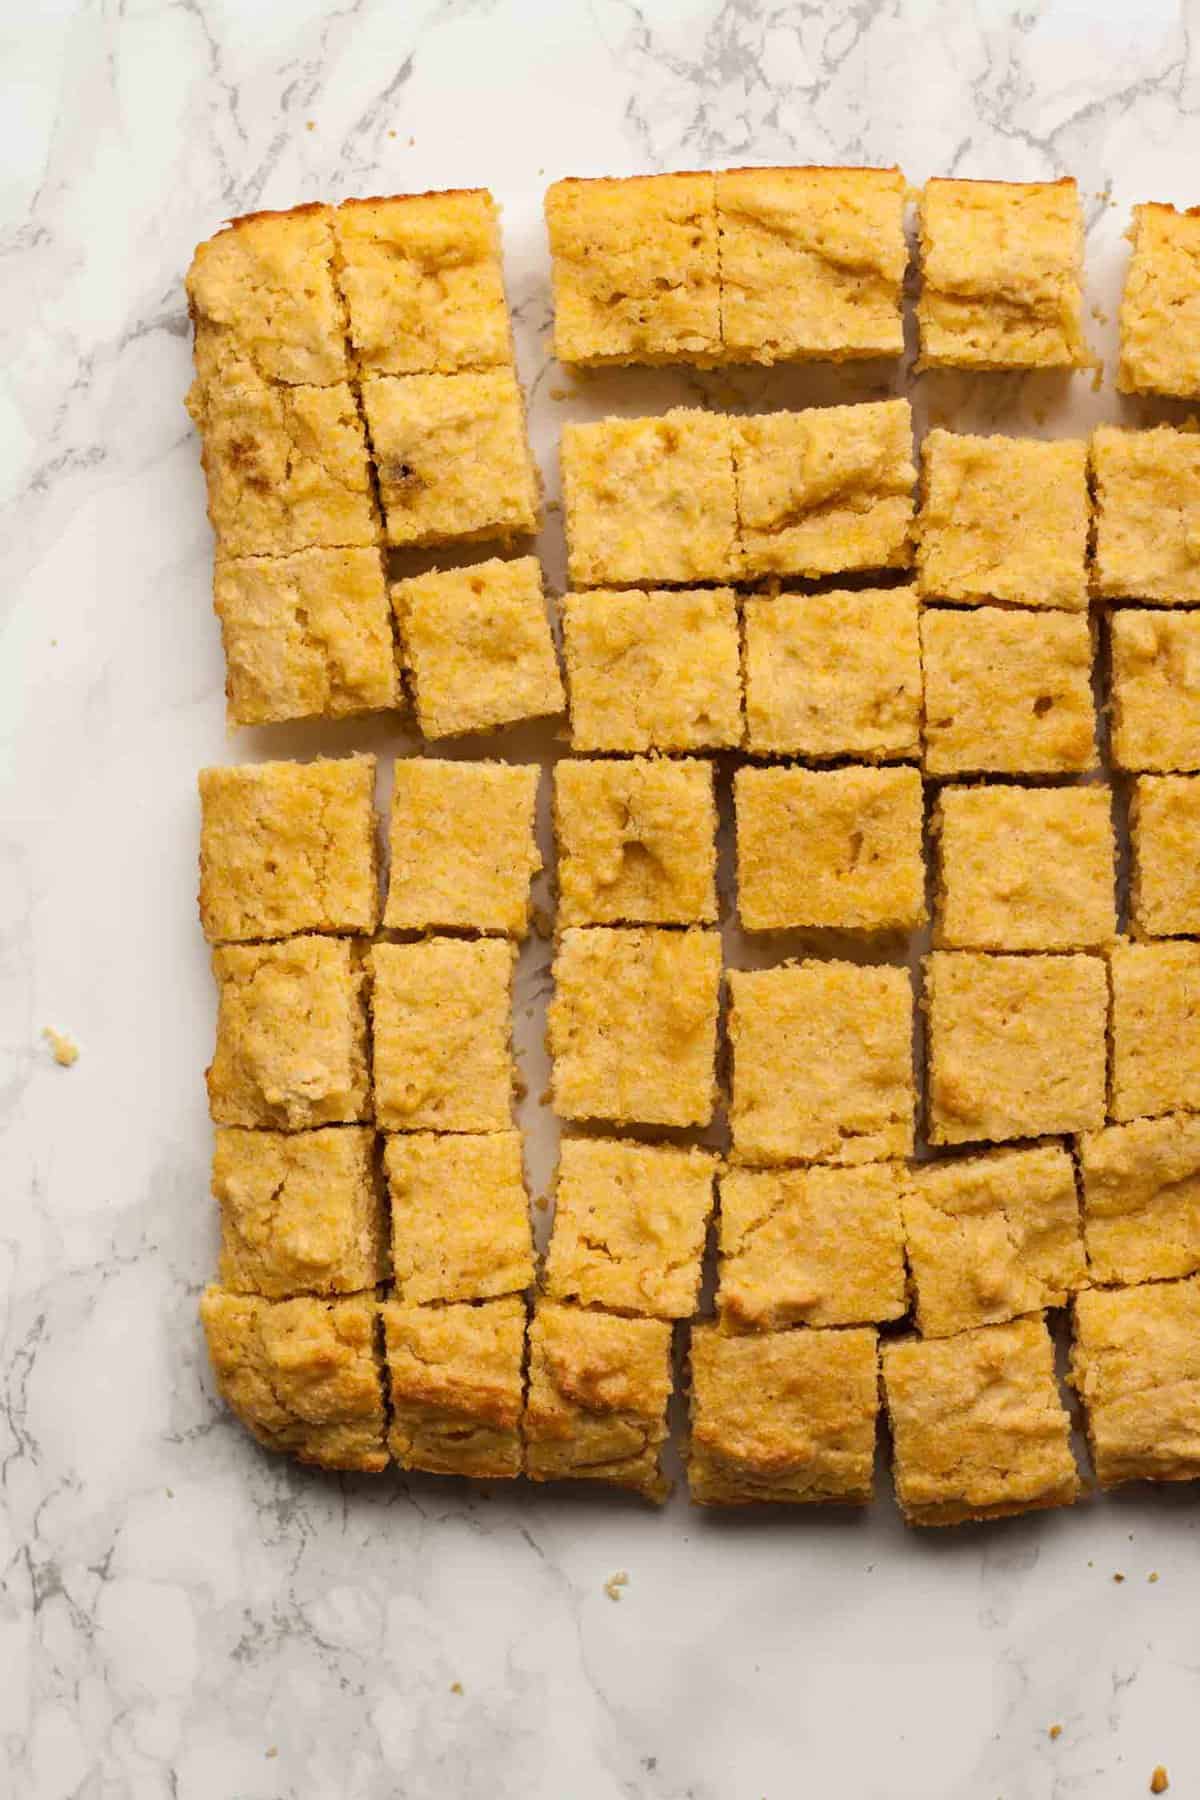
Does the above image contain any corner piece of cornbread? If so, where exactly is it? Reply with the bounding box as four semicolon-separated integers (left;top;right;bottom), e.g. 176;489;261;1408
1071;1277;1200;1488
553;757;717;927
384;1131;533;1305
382;1296;526;1480
369;937;515;1133
1078;1114;1200;1286
1110;610;1200;773
384;758;541;936
1108;939;1200;1123
1091;425;1200;604
1118;202;1200;399
1130;775;1200;937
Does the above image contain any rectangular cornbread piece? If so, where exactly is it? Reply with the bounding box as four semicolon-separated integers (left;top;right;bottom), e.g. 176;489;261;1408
917;431;1089;611
384;1131;533;1304
548;927;721;1129
687;1323;880;1507
392;556;564;740
901;1144;1086;1339
553;757;717;927
883;1316;1080;1526
212;1125;387;1299
735;764;926;934
1078;1114;1200;1285
1110;610;1200;773
561;588;742;753
1071;1278;1200;1488
1118;202;1200;398
1109;939;1200;1123
199;1288;387;1473
384;759;541;936
198;755;379;944
916;178;1089;370
727;960;914;1167
925;950;1107;1145
1092;425;1200;603
370;937;515;1133
716;1162;906;1331
543;1138;717;1321
1130;775;1200;937
382;1296;525;1480
716;165;907;364
742;587;921;762
524;1301;673;1501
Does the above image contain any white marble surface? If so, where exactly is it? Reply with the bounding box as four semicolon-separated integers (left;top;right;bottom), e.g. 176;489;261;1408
4;2;1200;1795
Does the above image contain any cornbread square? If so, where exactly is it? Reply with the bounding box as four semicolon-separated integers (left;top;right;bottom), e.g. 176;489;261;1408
1071;1278;1200;1487
1092;426;1200;603
716;1163;906;1331
925;951;1107;1145
561;411;738;586
382;1296;525;1480
735;764;925;934
524;1302;673;1501
384;1131;533;1304
716;165;907;364
384;759;540;935
933;784;1116;951
186;204;348;388
1109;940;1200;1123
370;938;515;1133
883;1317;1079;1526
198;755;379;944
561;588;742;753
1118;202;1200;399
548;928;721;1128
688;1324;879;1507
543;1138;716;1320
1110;610;1200;773
554;757;717;927
916;178;1088;370
742;587;921;761
734;400;915;579
361;370;539;548
392;556;564;740
545;172;721;366
727;961;914;1167
200;1288;386;1473
213;1125;386;1299
917;431;1088;611
333;189;511;377
207;936;371;1130
1079;1114;1200;1285
902;1144;1086;1339
921;606;1097;776
1131;775;1200;937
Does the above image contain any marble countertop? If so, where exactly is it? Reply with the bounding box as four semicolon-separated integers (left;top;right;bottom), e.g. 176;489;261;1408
4;2;1200;1795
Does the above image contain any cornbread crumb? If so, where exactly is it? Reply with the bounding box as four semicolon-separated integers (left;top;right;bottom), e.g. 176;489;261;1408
1151;1768;1169;1795
554;757;717;927
186;204;347;388
525;1302;672;1500
1110;611;1200;773
603;1571;629;1601
1130;775;1200;937
1049;1725;1063;1741
385;1131;533;1305
42;1027;79;1068
370;937;515;1133
384;759;540;935
383;1296;525;1479
1119;202;1200;398
1108;940;1200;1123
1072;1278;1200;1488
1149;1572;1160;1583
1092;426;1200;603
450;1682;463;1695
1114;1571;1126;1582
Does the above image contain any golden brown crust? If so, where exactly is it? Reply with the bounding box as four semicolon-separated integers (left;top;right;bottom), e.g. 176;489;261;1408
369;937;515;1133
1071;1278;1200;1487
382;1296;526;1479
384;1131;534;1305
524;1302;672;1501
383;757;541;934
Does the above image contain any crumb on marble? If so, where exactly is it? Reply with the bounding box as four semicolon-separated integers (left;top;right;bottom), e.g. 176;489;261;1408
1049;1724;1063;1741
535;1194;549;1213
265;1747;278;1760
1092;305;1109;325
545;499;562;515
306;120;315;131
388;129;396;139
1151;1768;1169;1795
43;1027;79;1067
1113;1571;1126;1583
1149;1571;1160;1583
532;905;553;940
450;1681;463;1695
550;386;571;402
604;1570;629;1601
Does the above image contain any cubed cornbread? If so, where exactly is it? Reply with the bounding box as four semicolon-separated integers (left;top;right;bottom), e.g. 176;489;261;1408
916;178;1089;370
727;960;914;1167
716;1162;906;1331
548;927;721;1128
687;1324;879;1507
1078;1114;1200;1285
742;587;921;762
1108;939;1200;1123
561;588;742;753
200;1288;387;1473
553;757;717;927
933;784;1116;951
384;1131;533;1304
1071;1278;1200;1487
206;936;371;1130
917;431;1088;611
361;370;539;548
212;1125;386;1299
198;755;379;944
383;759;541;935
392;556;564;740
1110;610;1200;773
716;165;907;364
543;1138;716;1320
524;1301;673;1501
561;410;739;586
921;606;1097;777
382;1296;525;1480
1130;775;1200;936
1118;202;1200;399
186;204;348;388
735;764;925;934
333;189;511;377
902;1144;1086;1339
925;951;1107;1145
733;399;915;580
546;172;720;365
1091;425;1200;603
369;937;515;1133
883;1316;1079;1526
